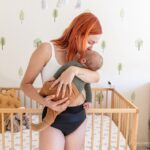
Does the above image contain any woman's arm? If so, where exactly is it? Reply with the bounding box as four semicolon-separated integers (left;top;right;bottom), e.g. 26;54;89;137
20;43;51;105
73;66;100;83
20;43;70;111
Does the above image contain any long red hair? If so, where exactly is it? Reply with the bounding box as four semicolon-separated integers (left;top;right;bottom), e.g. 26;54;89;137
51;12;102;62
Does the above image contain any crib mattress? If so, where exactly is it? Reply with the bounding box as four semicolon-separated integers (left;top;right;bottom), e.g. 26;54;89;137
0;114;130;150
85;114;130;150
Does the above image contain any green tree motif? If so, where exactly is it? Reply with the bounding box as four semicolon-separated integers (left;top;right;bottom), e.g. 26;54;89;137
101;40;106;52
131;91;136;102
135;38;143;51
33;38;42;48
120;8;125;19
18;66;23;77
0;37;6;50
19;10;24;24
96;91;104;104
117;63;122;75
53;9;58;22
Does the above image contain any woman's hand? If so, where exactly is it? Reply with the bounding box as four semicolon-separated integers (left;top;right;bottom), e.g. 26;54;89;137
44;95;70;112
49;66;77;98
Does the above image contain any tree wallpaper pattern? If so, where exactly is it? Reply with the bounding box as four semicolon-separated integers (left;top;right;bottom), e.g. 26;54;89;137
100;40;106;53
0;37;6;50
53;8;58;22
19;10;25;24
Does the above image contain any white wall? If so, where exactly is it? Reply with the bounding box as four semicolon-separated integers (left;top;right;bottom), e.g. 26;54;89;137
0;0;150;145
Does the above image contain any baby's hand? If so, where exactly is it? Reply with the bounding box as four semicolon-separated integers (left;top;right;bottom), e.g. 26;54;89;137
83;102;92;110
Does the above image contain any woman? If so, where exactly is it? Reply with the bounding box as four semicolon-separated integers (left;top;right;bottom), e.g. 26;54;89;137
20;12;102;150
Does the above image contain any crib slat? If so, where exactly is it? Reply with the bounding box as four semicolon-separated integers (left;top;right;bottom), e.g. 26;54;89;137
125;113;130;150
106;91;108;108
36;101;38;108
100;113;103;150
116;113;121;150
100;92;103;108
120;103;124;135
18;90;20;99
124;106;128;135
29;113;32;150
113;95;116;121
121;102;124;135
11;113;14;150
24;94;26;107
94;90;96;107
108;113;112;150
91;113;94;150
123;112;126;136
20;113;23;150
111;89;114;108
2;113;5;150
30;98;32;108
38;113;41;125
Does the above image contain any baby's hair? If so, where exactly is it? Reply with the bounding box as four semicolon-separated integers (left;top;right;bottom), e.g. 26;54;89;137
85;51;103;71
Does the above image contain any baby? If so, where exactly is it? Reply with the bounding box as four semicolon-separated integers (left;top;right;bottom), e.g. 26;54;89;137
31;50;103;131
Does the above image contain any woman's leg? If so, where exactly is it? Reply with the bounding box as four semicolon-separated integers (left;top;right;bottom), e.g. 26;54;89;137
39;126;65;150
64;118;87;150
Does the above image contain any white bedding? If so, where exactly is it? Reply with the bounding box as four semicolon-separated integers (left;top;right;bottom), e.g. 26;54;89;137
0;114;130;150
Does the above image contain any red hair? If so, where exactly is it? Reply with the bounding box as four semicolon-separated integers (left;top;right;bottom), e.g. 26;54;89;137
51;12;102;62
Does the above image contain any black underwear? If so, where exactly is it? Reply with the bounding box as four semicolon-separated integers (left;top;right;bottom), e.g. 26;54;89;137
42;104;86;136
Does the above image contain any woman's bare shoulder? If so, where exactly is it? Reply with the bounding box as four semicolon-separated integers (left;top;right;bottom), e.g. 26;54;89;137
20;42;52;85
37;42;52;55
32;42;52;64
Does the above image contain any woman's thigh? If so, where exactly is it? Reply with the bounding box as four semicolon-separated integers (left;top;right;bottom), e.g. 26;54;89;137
39;126;65;150
64;118;87;150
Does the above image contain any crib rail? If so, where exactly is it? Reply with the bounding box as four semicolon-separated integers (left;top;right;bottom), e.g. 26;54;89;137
111;89;139;150
0;87;139;150
0;108;42;150
91;88;138;150
86;109;138;150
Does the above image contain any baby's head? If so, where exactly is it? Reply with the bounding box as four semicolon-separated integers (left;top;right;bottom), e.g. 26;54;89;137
79;50;103;71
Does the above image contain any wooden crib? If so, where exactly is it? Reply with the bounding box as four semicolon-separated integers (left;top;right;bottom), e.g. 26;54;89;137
0;87;139;150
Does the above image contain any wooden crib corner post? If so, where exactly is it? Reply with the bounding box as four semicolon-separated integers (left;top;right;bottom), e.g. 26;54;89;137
130;109;139;150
